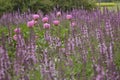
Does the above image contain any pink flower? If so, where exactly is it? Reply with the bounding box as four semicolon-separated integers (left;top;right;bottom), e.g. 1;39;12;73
53;20;60;26
13;34;17;41
33;14;40;20
71;22;76;27
27;20;35;28
56;12;61;17
42;17;48;23
34;20;38;24
66;15;72;20
14;28;21;33
35;35;39;40
43;23;50;29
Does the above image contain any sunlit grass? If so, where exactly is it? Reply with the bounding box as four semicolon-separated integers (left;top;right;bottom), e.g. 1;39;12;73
96;2;116;7
96;2;120;11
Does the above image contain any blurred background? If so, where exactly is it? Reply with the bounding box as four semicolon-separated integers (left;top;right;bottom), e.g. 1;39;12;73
0;0;119;17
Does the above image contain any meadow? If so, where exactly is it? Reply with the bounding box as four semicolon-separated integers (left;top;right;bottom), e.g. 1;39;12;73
0;5;120;80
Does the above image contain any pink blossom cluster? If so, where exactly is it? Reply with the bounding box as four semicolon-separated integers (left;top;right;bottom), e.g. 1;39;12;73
27;14;40;28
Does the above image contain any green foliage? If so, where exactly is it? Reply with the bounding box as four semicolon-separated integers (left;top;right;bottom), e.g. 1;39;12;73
0;0;96;15
97;0;113;2
52;0;96;11
11;0;53;14
115;0;120;1
0;0;13;16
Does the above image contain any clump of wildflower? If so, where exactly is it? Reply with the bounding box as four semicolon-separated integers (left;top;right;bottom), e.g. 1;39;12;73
27;20;35;28
13;34;18;41
42;17;48;23
43;23;50;29
66;14;72;20
56;12;61;17
53;20;60;26
71;22;76;27
33;14;40;20
14;28;21;33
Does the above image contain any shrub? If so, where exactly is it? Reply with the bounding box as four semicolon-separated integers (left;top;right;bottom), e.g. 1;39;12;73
0;0;13;17
52;0;96;11
0;0;96;16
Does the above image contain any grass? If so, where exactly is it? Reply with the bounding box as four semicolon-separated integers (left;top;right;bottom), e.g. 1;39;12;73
96;2;120;11
96;2;116;7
